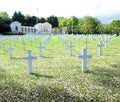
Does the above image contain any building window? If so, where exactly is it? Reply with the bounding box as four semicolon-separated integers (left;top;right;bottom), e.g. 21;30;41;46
34;29;36;33
28;28;30;32
31;28;33;32
21;28;23;32
15;26;18;31
25;28;27;32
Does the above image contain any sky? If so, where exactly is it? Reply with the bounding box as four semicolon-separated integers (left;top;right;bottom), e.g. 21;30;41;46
0;0;120;23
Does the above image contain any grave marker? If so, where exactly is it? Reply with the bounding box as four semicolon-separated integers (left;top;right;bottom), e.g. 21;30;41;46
92;37;96;44
14;39;17;47
38;43;44;57
78;38;80;45
105;38;110;48
84;36;88;49
64;41;68;49
78;48;92;72
68;42;74;56
1;42;5;51
23;50;37;74
22;39;26;50
97;41;104;56
30;38;32;46
8;44;14;59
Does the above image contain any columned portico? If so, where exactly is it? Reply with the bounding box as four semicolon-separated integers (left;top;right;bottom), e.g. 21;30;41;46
10;21;52;34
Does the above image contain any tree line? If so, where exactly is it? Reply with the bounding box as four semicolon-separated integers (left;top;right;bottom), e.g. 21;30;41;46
0;11;120;36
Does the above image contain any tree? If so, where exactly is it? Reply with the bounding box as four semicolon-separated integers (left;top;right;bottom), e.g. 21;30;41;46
24;15;37;26
102;24;111;34
109;20;120;36
47;15;58;28
78;18;84;34
0;11;9;20
39;17;46;23
58;17;68;27
79;16;101;34
12;11;25;25
0;11;11;33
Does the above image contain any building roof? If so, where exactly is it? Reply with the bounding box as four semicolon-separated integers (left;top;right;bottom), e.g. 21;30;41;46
11;21;21;25
34;22;52;27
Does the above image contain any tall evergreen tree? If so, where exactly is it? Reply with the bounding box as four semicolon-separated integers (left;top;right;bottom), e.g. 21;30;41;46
12;11;25;25
47;15;58;28
39;17;46;23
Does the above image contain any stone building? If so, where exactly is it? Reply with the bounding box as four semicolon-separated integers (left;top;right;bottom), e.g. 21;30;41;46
10;21;52;34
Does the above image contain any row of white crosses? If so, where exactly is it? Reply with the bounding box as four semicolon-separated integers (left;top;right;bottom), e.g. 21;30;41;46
1;34;116;73
57;35;92;72
23;42;51;74
0;35;51;74
22;36;52;74
57;34;116;72
23;34;50;74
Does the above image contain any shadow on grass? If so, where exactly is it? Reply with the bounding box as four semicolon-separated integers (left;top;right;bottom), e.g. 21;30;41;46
111;63;120;68
31;73;54;78
87;65;120;89
41;56;54;59
0;68;9;80
0;82;105;102
11;57;22;60
0;68;106;101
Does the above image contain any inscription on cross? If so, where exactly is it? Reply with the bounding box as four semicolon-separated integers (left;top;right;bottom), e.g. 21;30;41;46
78;48;92;72
23;50;37;74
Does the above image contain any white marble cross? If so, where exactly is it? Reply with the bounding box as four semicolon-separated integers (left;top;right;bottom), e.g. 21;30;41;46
84;36;88;49
78;48;92;72
105;38;110;48
64;41;68;49
1;42;5;51
14;39;17;47
97;41;104;56
38;43;44;57
34;38;38;43
30;38;32;46
8;44;14;59
22;39;26;50
68;42;74;56
78;38;80;45
44;41;47;49
98;35;101;42
92;37;96;44
23;50;37;74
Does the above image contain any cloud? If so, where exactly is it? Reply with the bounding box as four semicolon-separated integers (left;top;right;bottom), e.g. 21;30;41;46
0;0;120;23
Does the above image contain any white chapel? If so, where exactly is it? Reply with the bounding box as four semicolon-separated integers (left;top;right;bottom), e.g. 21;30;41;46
10;21;52;34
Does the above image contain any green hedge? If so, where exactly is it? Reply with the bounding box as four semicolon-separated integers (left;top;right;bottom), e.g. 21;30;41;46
3;32;25;35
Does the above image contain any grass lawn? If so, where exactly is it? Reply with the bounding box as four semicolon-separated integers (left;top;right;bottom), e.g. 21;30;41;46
0;35;120;101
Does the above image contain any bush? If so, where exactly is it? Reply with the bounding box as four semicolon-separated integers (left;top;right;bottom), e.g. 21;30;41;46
3;32;25;35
